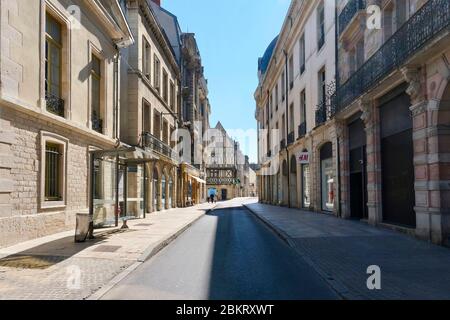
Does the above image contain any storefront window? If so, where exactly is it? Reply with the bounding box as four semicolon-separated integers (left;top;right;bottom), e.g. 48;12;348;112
320;142;335;212
302;164;311;208
321;158;335;211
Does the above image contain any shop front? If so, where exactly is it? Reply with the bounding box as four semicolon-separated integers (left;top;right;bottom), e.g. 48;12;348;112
320;142;335;212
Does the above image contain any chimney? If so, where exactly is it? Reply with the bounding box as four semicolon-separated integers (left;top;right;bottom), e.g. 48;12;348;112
152;0;161;6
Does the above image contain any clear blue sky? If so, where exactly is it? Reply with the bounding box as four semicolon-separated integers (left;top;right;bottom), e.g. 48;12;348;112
163;0;290;163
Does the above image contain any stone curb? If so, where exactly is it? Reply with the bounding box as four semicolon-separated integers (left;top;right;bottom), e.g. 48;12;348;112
243;204;362;300
87;205;217;300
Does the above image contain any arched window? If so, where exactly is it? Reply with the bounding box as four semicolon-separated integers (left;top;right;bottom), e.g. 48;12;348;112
290;155;297;174
282;160;288;176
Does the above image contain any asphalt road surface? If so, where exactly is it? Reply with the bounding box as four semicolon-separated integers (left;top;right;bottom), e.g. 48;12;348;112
102;199;338;300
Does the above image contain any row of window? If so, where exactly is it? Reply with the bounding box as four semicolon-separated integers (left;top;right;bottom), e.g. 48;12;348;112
267;2;325;121
143;102;175;148
45;13;105;134
142;37;176;110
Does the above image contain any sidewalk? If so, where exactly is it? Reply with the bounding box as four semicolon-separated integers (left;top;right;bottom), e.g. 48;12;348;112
0;202;216;300
244;202;450;300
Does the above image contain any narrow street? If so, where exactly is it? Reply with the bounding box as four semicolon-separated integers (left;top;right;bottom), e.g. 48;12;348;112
101;199;338;300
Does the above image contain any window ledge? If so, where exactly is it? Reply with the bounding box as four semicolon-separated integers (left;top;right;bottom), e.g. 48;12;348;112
41;202;66;210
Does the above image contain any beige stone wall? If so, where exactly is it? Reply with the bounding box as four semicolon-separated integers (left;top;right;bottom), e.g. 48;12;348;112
0;0;131;247
1;0;121;137
0;107;112;247
120;0;179;146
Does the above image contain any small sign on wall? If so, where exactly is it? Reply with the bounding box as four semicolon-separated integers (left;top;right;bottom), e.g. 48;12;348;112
298;152;310;164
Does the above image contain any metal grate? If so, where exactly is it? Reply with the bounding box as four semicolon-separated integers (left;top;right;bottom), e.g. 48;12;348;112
94;245;121;253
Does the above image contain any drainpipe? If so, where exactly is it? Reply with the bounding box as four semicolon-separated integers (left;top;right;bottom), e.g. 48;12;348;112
337;135;342;218
284;49;291;208
113;51;120;143
334;1;342;218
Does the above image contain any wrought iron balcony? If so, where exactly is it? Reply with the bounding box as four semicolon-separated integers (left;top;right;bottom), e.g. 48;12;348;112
287;131;295;145
142;132;175;159
337;0;450;112
45;93;65;118
91;111;103;134
316;95;337;126
298;122;307;139
339;0;366;35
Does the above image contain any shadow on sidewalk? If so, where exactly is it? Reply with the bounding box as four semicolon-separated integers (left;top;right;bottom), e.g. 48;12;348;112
0;228;133;270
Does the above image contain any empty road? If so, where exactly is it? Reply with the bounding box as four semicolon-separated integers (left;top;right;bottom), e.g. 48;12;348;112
102;199;338;300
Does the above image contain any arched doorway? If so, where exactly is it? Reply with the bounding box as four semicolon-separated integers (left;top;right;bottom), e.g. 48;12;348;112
320;142;335;212
168;173;173;209
161;173;166;209
290;155;298;207
282;159;288;205
153;166;160;211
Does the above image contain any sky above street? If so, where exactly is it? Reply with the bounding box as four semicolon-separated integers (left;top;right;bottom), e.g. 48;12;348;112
163;0;291;163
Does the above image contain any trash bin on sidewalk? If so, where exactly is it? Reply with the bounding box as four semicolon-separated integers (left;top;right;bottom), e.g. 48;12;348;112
75;212;92;243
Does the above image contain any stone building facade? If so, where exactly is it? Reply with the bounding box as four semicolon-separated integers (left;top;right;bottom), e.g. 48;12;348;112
149;1;211;207
334;0;450;244
0;0;133;247
206;122;248;201
120;0;180;214
255;0;338;213
256;0;450;245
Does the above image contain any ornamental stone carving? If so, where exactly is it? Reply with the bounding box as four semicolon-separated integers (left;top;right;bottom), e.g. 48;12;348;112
359;98;373;127
402;67;425;104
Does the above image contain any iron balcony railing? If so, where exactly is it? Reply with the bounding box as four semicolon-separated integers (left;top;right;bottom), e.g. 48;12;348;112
316;94;337;126
45;93;65;118
339;0;366;35
287;131;295;145
298;122;307;139
91;111;103;134
142;132;175;159
337;0;450;112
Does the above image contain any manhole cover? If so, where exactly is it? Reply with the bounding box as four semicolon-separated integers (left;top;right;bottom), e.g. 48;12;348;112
0;255;65;270
94;245;121;253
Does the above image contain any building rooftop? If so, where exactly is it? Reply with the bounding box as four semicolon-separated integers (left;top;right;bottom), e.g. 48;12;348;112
258;35;279;75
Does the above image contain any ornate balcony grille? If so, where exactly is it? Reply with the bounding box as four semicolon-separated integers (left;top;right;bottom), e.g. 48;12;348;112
45;93;65;117
339;0;366;35
91;111;103;134
142;132;174;159
337;0;450;112
298;122;307;139
315;81;337;126
287;131;295;145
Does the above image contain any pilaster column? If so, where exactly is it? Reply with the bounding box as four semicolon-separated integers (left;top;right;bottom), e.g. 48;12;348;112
402;66;441;242
157;175;163;211
165;173;170;210
361;98;382;225
335;120;350;219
